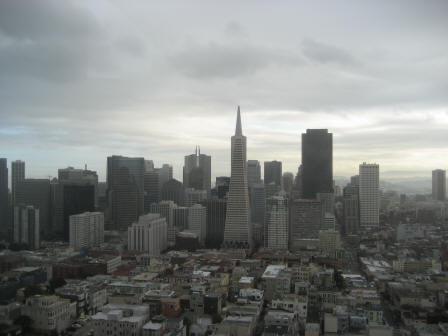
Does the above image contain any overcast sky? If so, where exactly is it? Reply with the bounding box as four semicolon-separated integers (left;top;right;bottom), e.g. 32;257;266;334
1;1;447;182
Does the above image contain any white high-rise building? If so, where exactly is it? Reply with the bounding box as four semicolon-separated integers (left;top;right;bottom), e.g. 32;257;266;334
150;200;177;246
223;107;252;249
127;213;167;255
359;163;379;230
184;188;207;207
188;204;206;244
69;212;104;250
265;196;288;250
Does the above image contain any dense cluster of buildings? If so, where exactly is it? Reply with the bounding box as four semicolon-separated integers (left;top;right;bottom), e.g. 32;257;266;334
0;107;447;335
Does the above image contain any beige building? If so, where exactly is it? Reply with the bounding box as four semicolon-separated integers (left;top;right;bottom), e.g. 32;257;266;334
69;211;104;250
22;295;71;334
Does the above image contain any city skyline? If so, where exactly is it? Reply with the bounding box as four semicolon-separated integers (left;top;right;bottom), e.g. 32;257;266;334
1;1;447;181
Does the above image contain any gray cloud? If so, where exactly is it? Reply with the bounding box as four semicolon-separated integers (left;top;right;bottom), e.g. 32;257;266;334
0;1;447;181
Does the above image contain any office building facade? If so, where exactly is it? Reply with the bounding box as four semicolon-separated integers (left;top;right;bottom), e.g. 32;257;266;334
69;212;104;251
432;169;446;201
223;107;252;249
359;163;380;230
301;129;333;199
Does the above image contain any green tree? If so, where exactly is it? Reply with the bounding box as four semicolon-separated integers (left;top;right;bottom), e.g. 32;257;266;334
49;277;67;293
24;284;46;299
14;315;33;333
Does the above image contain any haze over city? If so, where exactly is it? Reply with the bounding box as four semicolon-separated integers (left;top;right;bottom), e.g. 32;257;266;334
1;1;448;182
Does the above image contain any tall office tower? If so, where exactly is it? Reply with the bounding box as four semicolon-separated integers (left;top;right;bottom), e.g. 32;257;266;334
351;175;360;186
301;129;333;199
282;172;294;194
13;205;40;249
161;179;184;206
322;213;336;230
173;206;189;232
150;200;177;246
0;158;8;240
247;160;261;188
291;165;303;200
107;155;145;231
144;169;160;211
264;182;281;199
343;180;360;235
188;204;206;245
183;147;211;195
60;184;95;241
16;179;52;239
127;214;167;255
215;176;230;199
69;212;104;251
159;164;173;187
58;166;98;206
264;161;282;187
184;188;207;207
359;163;380;230
250;183;266;226
223;107;251;249
145;160;154;171
289;199;323;251
432;169;446;201
11;160;25;206
265;196;288;250
317;192;335;214
200;198;227;249
97;182;108;212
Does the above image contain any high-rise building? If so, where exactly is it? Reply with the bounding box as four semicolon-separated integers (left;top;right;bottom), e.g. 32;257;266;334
289;199;323;251
359;163;379;230
188;204;206;245
58;166;98;206
13;205;40;250
159;164;173;187
264;161;282;187
11;160;25;206
291;165;303;200
161;178;184;206
0;158;8;240
343;178;360;235
127;213;167;255
69;212;104;251
223;107;251;249
173;206;189;232
215;176;230;199
432;169;446;201
49;182;95;241
301;129;333;199
144;168;160;211
107;155;145;231
247;160;261;188
282;172;294;194
200;198;226;249
317;192;334;214
250;183;265;225
16;179;52;239
150;200;177;246
183;147;211;195
184;188;207;207
265;196;288;250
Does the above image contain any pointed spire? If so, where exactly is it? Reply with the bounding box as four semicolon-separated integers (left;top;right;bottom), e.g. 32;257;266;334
235;105;242;136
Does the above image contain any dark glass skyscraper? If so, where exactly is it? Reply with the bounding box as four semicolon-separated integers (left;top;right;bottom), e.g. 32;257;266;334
301;129;333;199
107;155;145;231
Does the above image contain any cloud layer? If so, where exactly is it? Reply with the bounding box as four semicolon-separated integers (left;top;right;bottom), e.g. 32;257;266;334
1;0;447;182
